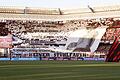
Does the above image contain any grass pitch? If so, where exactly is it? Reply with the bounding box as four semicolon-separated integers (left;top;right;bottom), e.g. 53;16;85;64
0;60;120;80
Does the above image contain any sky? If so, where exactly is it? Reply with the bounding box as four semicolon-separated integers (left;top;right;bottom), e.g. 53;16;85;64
0;0;120;9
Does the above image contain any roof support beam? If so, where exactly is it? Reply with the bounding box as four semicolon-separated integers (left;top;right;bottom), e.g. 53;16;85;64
58;8;62;15
88;5;95;13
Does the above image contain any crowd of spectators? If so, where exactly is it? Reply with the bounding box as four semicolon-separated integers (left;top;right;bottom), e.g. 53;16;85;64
3;17;120;34
0;18;120;53
2;18;120;34
95;43;112;54
101;28;120;43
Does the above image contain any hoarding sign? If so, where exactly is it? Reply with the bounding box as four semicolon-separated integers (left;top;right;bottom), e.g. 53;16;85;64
0;36;12;48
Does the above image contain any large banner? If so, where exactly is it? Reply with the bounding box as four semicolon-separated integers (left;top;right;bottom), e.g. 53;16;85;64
0;36;12;48
65;26;108;52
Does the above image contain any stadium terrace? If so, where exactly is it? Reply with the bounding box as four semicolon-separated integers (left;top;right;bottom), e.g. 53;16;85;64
0;5;120;61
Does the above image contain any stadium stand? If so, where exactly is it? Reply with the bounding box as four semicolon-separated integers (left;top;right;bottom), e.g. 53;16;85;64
0;5;120;61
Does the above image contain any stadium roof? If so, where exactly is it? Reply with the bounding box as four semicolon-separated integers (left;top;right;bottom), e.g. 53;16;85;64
1;0;120;9
0;5;120;21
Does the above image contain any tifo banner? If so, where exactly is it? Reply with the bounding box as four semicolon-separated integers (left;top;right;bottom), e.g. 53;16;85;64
65;26;108;52
0;36;12;48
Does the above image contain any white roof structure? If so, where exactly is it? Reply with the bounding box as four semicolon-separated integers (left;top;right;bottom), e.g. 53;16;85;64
0;5;120;21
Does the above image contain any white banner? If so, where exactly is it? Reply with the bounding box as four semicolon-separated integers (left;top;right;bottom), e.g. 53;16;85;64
65;26;108;52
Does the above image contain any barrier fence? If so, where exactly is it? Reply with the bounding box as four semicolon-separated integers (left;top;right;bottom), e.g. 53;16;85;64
0;57;105;61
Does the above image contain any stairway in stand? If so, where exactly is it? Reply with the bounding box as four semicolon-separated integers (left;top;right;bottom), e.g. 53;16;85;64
106;37;120;62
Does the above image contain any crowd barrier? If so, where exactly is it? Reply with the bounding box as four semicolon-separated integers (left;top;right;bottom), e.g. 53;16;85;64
0;58;40;61
0;58;105;61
